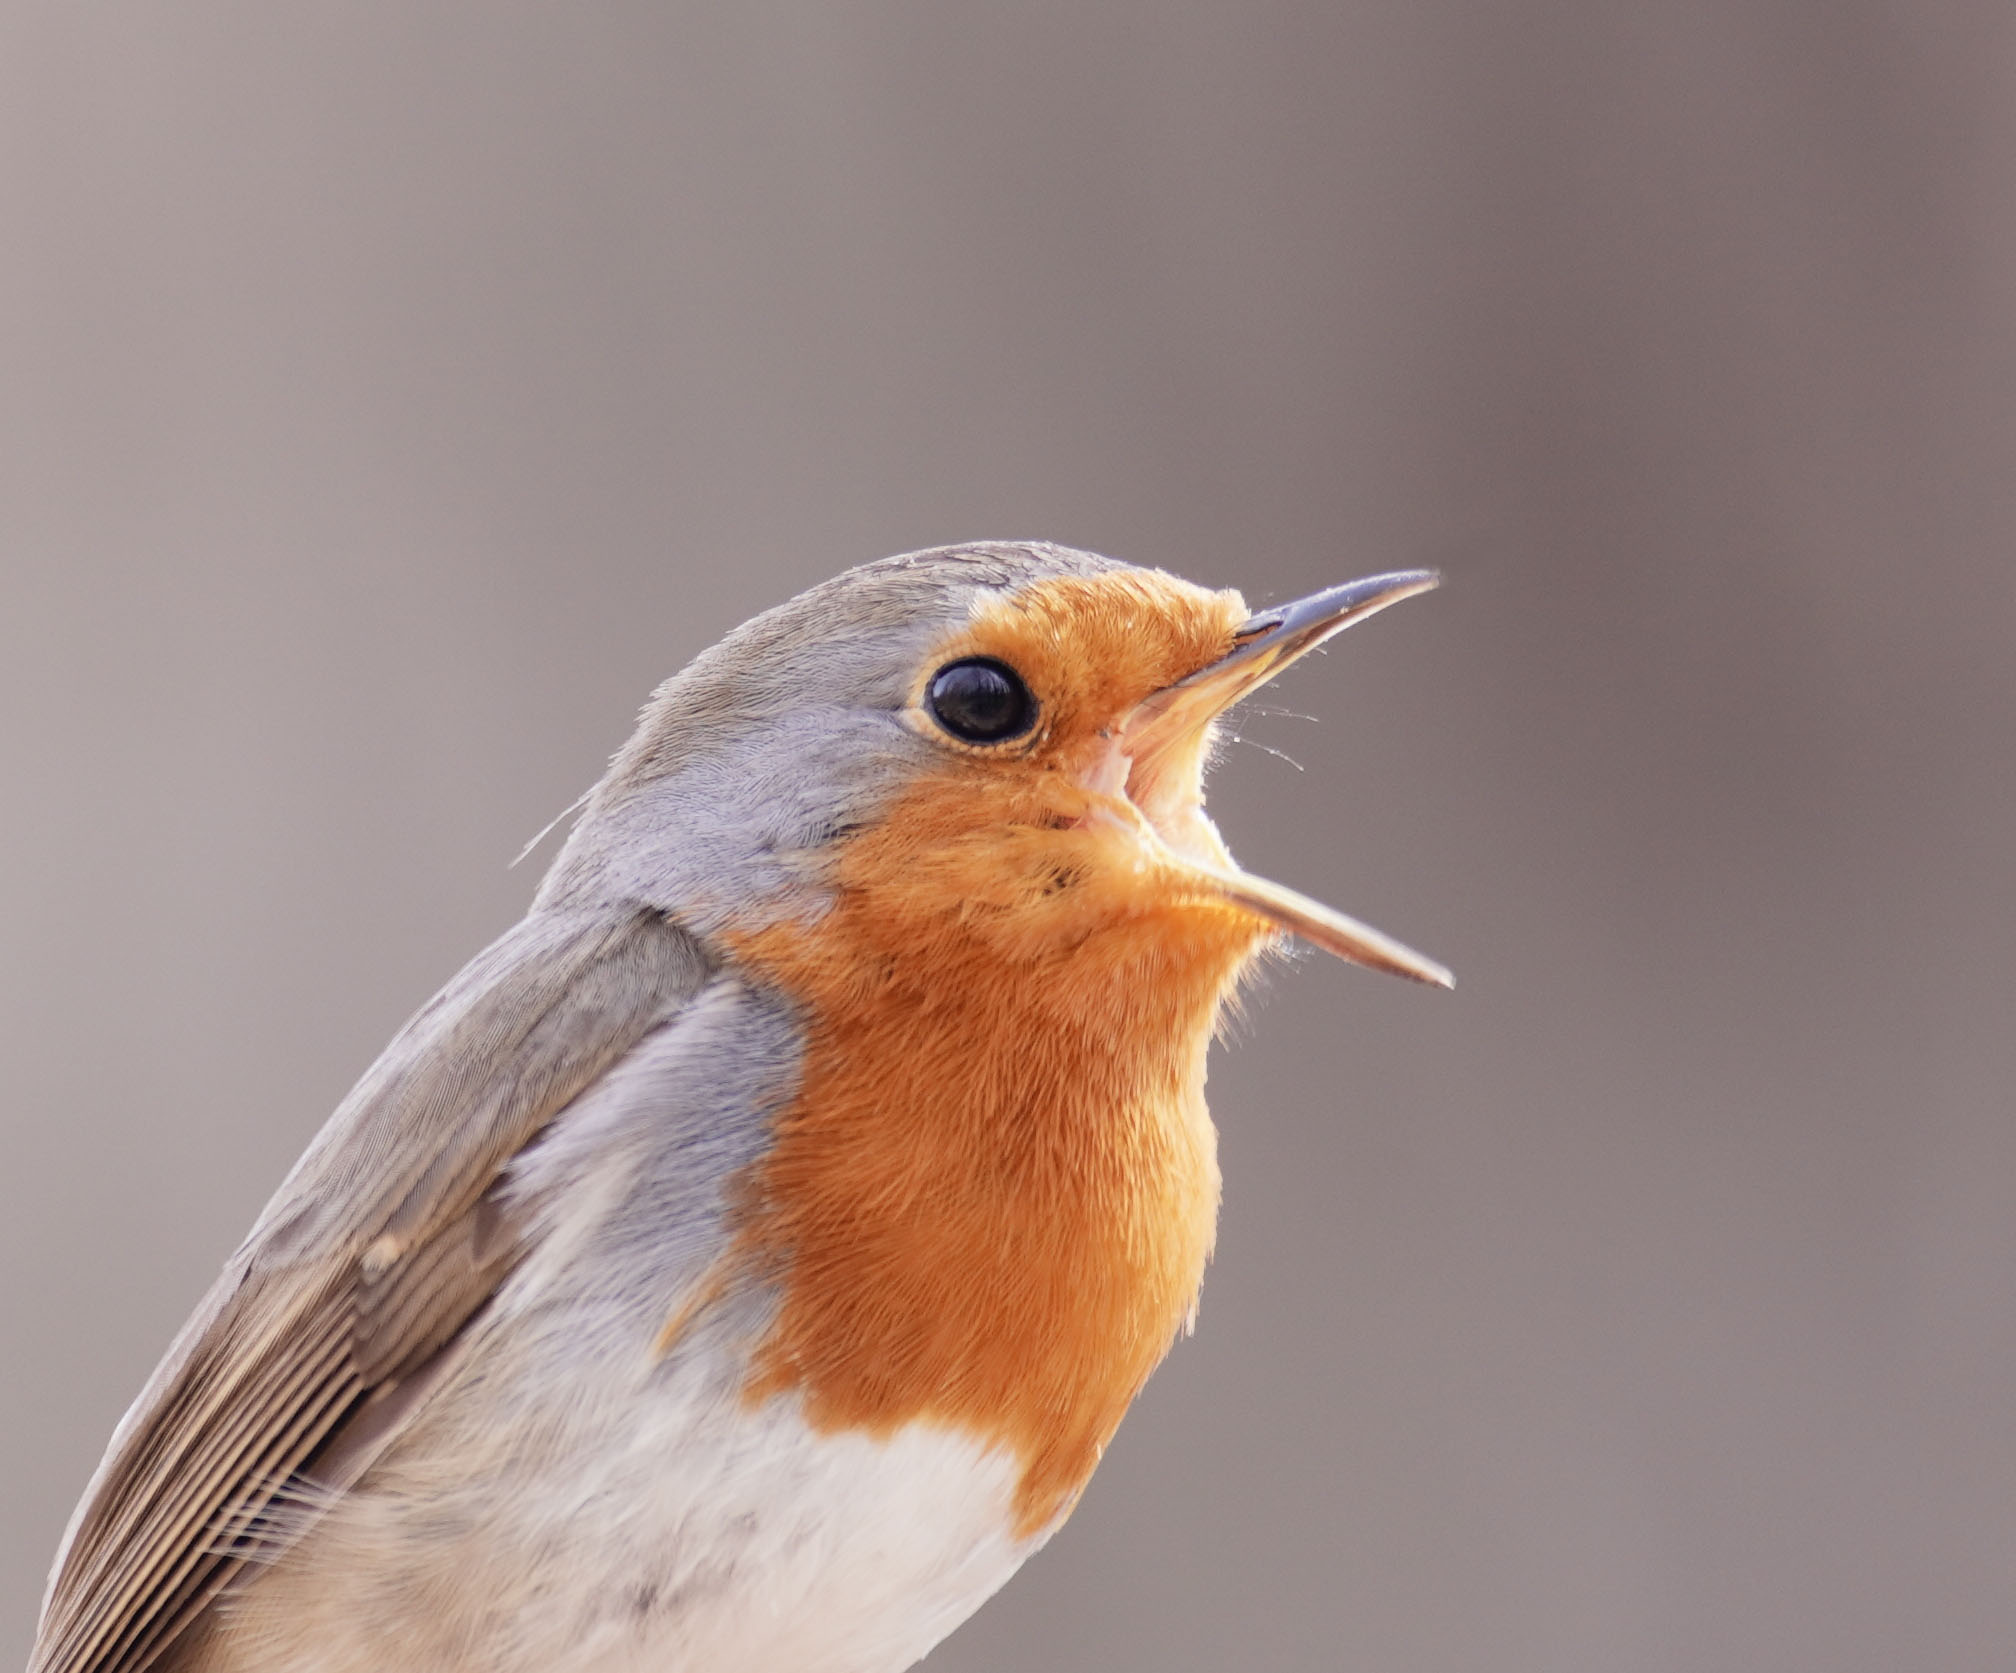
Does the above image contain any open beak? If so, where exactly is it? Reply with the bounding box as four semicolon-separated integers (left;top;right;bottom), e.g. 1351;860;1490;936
1124;570;1454;989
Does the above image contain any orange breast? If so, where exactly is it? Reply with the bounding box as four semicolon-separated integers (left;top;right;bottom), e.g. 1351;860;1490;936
725;768;1267;1535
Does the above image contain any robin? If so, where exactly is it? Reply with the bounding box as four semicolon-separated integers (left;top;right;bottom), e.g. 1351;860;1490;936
31;541;1449;1673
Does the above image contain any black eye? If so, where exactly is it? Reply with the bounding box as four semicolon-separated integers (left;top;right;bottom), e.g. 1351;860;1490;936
925;658;1036;744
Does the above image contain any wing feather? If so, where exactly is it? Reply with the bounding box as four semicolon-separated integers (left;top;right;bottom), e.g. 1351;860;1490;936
31;906;713;1673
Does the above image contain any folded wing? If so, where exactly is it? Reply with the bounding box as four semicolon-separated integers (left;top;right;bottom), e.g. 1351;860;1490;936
32;906;714;1673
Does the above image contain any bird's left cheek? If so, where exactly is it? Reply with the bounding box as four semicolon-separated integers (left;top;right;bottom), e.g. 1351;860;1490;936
922;826;1141;958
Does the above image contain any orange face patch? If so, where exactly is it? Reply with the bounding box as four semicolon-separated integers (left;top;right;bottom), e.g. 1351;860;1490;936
923;569;1245;740
726;570;1271;1535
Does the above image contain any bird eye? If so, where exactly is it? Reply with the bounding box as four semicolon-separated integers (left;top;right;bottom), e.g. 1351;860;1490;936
924;658;1036;744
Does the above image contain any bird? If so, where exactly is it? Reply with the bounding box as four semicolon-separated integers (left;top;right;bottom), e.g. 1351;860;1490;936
30;540;1450;1673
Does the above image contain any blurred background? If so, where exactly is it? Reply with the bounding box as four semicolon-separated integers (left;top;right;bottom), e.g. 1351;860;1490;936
3;5;2012;1670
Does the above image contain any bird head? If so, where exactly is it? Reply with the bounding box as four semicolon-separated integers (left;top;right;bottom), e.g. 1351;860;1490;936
540;541;1448;989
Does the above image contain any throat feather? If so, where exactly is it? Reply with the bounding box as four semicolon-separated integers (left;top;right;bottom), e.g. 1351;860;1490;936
725;777;1263;1534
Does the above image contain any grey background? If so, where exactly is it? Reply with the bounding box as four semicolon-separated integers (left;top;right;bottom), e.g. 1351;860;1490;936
3;5;2012;1670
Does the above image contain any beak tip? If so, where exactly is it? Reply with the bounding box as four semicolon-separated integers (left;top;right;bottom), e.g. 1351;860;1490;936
1388;950;1456;990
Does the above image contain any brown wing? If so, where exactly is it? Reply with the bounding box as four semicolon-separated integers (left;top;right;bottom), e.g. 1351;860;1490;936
32;906;713;1673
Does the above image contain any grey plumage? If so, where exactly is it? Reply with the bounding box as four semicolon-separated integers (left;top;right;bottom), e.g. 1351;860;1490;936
34;908;713;1673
